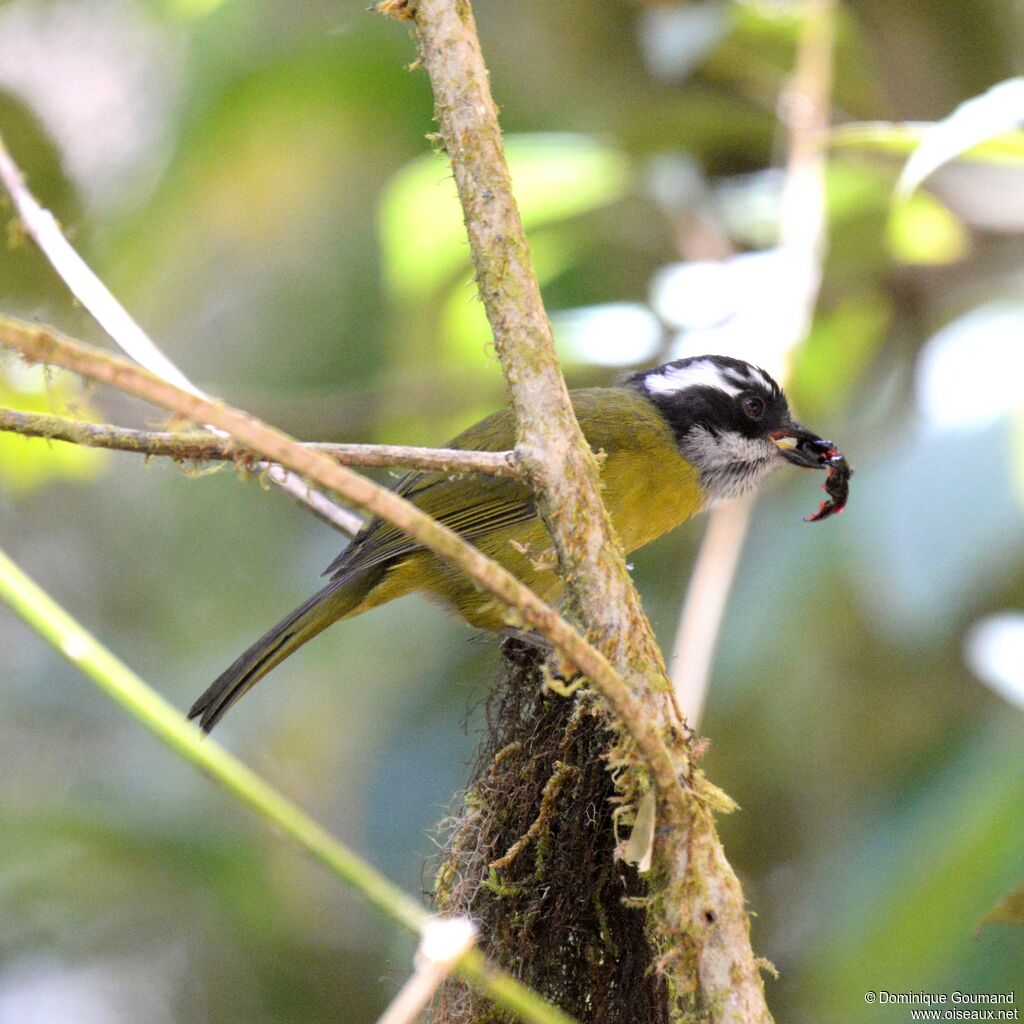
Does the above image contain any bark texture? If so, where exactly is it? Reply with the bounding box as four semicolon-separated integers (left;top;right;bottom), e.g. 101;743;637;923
394;1;774;1020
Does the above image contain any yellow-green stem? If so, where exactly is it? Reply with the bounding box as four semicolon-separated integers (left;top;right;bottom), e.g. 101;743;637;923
0;544;576;1024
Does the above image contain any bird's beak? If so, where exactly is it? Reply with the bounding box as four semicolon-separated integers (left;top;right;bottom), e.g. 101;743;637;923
770;423;836;470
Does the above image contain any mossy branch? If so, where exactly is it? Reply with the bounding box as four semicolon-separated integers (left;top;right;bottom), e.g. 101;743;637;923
390;1;773;1019
0;406;520;477
0;315;681;809
408;0;668;682
0;544;575;1024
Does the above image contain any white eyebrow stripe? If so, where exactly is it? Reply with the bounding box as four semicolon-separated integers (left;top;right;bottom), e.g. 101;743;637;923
746;366;774;392
723;368;752;388
726;364;778;396
644;359;744;397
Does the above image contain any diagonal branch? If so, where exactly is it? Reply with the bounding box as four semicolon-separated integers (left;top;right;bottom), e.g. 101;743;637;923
0;131;363;537
0;407;519;476
0;315;684;812
0;545;574;1024
387;1;773;1020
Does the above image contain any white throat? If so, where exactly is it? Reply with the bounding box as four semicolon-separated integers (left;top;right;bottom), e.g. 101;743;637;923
680;426;782;504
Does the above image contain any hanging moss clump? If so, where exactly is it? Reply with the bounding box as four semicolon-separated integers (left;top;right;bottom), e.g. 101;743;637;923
430;636;670;1024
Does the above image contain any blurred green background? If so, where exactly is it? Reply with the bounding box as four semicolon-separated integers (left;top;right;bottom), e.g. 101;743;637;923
1;0;1022;1021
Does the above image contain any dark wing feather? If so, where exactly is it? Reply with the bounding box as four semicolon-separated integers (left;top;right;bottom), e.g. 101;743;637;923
322;406;534;583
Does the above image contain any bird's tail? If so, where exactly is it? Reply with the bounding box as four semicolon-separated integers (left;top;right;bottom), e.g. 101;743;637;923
188;579;361;733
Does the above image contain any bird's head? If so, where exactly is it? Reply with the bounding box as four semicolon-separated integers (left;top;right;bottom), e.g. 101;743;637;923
628;354;835;506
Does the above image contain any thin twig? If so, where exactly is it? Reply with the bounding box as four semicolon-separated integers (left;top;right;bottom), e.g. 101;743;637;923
776;0;836;330
670;0;837;730
0;316;686;817
0;407;519;476
670;496;754;726
0;131;363;536
0;546;574;1024
375;918;479;1024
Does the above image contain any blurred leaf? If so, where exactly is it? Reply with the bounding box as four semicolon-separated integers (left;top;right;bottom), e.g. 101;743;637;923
825;160;891;222
0;370;106;494
102;32;428;391
1014;409;1024;511
833;121;1024;165
165;0;229;16
439;226;582;363
698;0;880;116
887;191;969;265
380;134;631;301
788;293;891;419
897;78;1024;197
977;880;1024;932
805;717;1024;1020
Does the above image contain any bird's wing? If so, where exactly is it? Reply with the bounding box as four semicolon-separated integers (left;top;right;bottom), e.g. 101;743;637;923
322;407;533;583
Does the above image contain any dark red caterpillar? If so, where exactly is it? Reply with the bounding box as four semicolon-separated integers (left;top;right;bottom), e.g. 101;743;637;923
803;444;852;522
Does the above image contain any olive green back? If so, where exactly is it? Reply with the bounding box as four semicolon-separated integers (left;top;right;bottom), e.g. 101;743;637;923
325;387;704;628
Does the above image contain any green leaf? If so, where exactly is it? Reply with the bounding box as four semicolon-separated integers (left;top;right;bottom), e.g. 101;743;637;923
832;121;1024;168
165;0;229;16
0;370;107;494
825;160;891;222
896;78;1024;197
887;192;969;265
379;135;631;301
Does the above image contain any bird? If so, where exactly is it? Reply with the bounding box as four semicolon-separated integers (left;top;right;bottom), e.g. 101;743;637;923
188;354;838;731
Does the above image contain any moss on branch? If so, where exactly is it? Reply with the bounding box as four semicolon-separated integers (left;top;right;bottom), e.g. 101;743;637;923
400;2;773;1020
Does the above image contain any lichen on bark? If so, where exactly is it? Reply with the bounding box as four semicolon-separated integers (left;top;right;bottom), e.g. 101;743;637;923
395;1;774;1020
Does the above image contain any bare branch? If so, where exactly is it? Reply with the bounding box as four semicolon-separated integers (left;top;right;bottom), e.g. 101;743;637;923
410;0;667;680
0;407;519;477
670;0;838;729
375;918;479;1024
777;0;836;327
671;495;754;725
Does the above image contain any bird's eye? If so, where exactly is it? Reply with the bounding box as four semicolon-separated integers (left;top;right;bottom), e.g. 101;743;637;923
741;395;766;421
